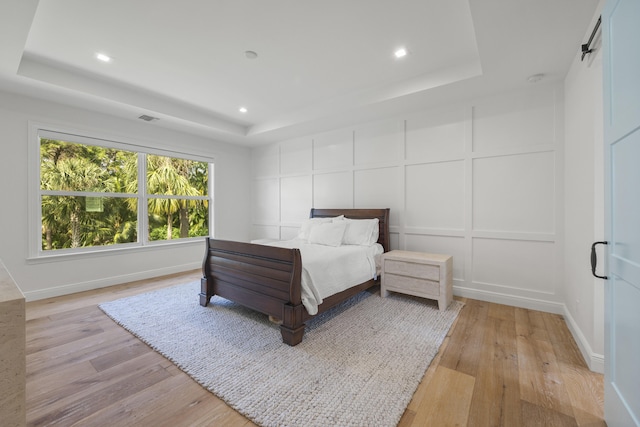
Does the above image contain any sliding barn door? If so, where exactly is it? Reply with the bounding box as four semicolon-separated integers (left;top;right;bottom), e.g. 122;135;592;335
602;0;640;425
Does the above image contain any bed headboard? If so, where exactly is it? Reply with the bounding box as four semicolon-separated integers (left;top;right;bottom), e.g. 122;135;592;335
309;208;391;253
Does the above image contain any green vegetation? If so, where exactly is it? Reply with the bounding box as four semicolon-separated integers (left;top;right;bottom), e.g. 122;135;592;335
40;139;209;251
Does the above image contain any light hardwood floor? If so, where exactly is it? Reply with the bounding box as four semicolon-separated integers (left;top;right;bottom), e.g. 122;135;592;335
25;271;605;426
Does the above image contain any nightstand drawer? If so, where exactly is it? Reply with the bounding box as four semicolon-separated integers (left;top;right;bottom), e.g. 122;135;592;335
383;273;440;295
384;259;440;281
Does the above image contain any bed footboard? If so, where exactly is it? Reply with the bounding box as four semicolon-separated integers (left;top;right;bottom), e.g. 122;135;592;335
201;238;305;345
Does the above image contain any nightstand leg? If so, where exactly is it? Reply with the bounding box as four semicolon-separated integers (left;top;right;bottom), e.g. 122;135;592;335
438;299;450;311
381;287;389;298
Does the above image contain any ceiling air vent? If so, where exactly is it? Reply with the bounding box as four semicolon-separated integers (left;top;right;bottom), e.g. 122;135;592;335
138;114;159;122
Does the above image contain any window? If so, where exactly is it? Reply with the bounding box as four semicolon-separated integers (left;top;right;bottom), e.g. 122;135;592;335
145;154;210;241
35;129;212;255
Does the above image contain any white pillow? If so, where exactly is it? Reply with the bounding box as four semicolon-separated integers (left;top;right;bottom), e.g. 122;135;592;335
342;218;379;246
308;221;347;246
297;216;344;240
297;217;331;240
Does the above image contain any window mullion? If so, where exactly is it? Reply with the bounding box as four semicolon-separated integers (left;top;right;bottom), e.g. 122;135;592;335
139;152;148;245
209;163;214;238
41;190;136;198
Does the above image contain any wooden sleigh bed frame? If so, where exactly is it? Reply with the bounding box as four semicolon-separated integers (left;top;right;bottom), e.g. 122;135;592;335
200;208;390;346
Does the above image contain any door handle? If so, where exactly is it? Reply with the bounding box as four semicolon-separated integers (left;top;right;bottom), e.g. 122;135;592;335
591;241;608;280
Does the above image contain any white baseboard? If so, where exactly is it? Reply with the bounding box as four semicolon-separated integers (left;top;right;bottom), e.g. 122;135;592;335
562;305;605;374
22;262;201;302
454;285;566;314
454;285;604;374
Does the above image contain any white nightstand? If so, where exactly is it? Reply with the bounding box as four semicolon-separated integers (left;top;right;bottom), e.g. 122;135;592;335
381;250;453;311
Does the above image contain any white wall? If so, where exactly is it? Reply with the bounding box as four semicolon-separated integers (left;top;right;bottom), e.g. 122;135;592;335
0;90;252;301
563;2;605;373
251;82;566;315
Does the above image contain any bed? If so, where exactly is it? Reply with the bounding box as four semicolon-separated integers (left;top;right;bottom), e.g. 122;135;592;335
199;208;390;346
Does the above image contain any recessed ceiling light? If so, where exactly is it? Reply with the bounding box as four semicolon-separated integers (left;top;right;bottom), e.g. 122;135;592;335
239;107;248;113
96;53;112;63
394;48;407;59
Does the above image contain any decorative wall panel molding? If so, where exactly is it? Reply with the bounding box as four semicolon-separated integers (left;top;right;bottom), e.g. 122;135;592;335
250;83;563;311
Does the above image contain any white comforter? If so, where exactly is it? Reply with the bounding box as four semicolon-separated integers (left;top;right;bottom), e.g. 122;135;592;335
266;239;384;315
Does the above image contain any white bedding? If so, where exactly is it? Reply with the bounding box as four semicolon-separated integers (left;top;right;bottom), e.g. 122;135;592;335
266;239;384;315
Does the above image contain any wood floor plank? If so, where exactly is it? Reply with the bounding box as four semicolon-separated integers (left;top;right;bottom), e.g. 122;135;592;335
544;313;589;368
521;400;578;427
74;374;250;427
467;316;521;426
517;330;576;418
487;301;516;322
26;360;97;401
26;307;110;353
27;351;165;420
438;299;489;377
26;305;101;332
88;340;152;372
26;329;139;380
411;366;475;426
155;389;255;427
24;271;605;427
559;363;605;426
515;307;551;342
397;409;416;427
28;362;172;426
26;323;106;354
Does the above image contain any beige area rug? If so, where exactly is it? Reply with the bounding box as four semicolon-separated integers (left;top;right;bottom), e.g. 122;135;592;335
100;281;463;427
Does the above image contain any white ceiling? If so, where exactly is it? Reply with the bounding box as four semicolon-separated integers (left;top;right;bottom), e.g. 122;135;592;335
1;0;599;146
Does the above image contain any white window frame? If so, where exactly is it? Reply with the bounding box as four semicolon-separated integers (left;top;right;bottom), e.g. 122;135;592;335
28;123;214;259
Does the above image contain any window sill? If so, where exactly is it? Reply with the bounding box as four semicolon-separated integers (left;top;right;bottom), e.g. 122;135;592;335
26;237;207;264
